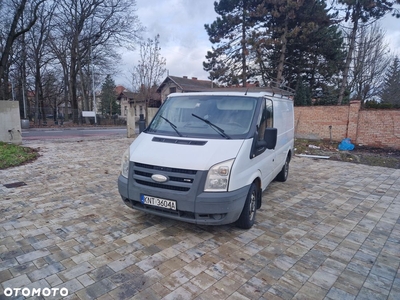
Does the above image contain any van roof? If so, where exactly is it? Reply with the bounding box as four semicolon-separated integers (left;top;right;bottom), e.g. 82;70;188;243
170;87;294;100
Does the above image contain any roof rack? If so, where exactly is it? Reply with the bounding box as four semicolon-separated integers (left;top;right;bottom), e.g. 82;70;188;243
189;78;294;99
198;86;294;99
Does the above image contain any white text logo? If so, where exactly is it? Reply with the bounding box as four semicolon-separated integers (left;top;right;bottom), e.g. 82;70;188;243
4;287;69;297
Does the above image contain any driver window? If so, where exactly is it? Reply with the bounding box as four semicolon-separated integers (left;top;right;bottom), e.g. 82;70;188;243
257;99;273;141
266;99;273;128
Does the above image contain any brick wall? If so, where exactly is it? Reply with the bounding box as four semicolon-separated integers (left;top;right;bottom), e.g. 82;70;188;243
294;100;400;150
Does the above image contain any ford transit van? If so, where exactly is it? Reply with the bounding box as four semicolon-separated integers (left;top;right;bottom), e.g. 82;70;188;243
118;89;294;229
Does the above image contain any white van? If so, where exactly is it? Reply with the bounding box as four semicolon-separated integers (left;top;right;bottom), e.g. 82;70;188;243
118;89;294;229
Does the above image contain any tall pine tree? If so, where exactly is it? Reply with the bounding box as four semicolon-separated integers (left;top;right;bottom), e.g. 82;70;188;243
100;75;120;116
380;57;400;107
203;0;263;86
263;0;345;95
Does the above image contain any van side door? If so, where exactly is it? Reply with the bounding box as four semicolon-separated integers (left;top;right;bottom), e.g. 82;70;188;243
252;98;276;189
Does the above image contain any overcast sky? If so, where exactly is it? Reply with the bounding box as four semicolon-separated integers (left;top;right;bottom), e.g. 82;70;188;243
116;0;400;88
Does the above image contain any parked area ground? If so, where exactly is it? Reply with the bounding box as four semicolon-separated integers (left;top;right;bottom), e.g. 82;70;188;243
0;135;399;299
294;139;400;169
27;120;400;169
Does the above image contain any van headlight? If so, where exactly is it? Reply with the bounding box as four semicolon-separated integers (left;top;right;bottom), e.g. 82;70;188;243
204;159;234;192
120;148;130;178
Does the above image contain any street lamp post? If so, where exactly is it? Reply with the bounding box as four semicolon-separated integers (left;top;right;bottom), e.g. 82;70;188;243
91;44;97;125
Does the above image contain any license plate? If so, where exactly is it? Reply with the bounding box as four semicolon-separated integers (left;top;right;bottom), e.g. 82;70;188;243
141;195;177;211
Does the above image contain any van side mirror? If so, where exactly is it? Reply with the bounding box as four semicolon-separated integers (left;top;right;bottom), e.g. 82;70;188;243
264;128;277;149
252;128;278;158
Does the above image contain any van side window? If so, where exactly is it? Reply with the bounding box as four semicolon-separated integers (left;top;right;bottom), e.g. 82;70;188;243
266;99;273;128
257;99;273;141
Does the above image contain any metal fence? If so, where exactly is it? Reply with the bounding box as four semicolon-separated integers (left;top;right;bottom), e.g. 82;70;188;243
25;107;127;126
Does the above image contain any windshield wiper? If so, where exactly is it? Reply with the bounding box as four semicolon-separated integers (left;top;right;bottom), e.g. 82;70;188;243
191;113;231;139
160;116;182;137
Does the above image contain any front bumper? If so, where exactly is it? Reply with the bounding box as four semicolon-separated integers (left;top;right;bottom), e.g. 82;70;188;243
118;174;249;225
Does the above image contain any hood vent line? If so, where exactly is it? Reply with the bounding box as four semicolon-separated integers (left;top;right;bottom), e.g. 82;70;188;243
152;137;207;146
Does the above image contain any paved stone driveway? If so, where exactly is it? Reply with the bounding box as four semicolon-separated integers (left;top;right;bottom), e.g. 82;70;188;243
0;136;399;300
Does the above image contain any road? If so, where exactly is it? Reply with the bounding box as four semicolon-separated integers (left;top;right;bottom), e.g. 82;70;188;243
21;127;131;140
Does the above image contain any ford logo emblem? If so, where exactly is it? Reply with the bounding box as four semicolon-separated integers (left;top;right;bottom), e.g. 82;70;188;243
151;174;168;183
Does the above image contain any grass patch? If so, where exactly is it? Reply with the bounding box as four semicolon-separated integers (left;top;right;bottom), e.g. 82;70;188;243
0;142;39;169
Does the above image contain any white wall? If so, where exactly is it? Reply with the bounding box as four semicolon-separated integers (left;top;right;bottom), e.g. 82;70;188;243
0;100;22;145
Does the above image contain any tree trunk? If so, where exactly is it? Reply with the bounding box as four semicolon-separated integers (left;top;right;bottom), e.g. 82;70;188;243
34;64;41;125
241;1;247;86
276;19;288;87
70;41;79;123
338;11;359;105
78;58;90;123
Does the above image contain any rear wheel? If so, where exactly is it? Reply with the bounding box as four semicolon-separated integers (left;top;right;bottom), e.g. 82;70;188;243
236;183;257;229
276;155;290;182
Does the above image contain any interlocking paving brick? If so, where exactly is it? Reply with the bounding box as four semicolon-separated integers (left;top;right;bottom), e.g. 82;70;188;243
45;273;63;287
1;274;31;289
76;278;117;300
1;136;399;299
190;272;217;290
308;267;339;290
325;286;356;300
55;278;84;298
226;291;252;300
108;280;140;299
59;262;95;282
27;262;65;281
183;260;208;276
163;286;193;300
15;249;51;264
9;262;37;277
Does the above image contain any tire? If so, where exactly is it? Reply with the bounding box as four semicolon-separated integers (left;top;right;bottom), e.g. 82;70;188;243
236;183;257;229
276;155;290;182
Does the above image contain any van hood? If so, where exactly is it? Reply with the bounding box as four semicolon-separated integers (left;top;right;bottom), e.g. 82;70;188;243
129;133;245;171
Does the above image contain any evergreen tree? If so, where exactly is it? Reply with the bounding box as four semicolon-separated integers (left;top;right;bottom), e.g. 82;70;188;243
380;57;400;107
262;0;345;93
294;79;311;106
100;75;119;116
203;0;263;86
204;0;345;97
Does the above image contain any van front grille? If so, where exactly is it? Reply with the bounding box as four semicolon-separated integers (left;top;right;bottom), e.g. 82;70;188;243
135;180;190;191
135;162;197;175
133;162;197;192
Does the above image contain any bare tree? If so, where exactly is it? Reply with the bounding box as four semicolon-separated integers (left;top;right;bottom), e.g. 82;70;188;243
0;0;45;99
336;0;399;105
131;34;166;106
25;1;57;125
51;0;142;123
349;24;391;103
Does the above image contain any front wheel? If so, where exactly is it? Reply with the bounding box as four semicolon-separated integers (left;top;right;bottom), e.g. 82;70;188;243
276;155;290;182
236;183;257;229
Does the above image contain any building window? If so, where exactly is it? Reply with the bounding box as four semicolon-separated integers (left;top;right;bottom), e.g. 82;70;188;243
134;107;137;116
124;106;127;116
169;87;176;93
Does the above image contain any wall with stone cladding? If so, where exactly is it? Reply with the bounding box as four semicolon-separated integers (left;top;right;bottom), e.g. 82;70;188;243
294;101;400;150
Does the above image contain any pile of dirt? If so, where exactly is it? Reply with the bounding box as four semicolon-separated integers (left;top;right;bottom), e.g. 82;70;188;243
294;139;400;169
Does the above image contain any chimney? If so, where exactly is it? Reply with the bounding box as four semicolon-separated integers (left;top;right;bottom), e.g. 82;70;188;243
192;77;197;80
183;76;188;79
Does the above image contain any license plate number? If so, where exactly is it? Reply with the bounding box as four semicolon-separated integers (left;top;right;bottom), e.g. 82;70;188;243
141;195;177;210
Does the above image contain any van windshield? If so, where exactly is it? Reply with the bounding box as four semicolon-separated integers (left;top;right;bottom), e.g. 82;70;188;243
147;95;257;139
